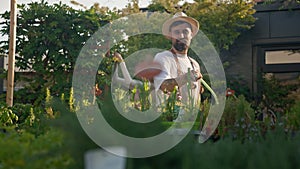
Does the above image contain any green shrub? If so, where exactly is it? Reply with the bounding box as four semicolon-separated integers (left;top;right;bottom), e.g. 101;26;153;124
226;75;251;99
216;95;259;141
0;98;98;169
0;127;73;169
127;128;300;169
284;100;300;132
0;102;74;169
0;103;18;126
261;74;297;114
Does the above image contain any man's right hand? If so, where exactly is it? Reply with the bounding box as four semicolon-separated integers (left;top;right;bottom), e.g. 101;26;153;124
190;70;202;81
113;52;124;62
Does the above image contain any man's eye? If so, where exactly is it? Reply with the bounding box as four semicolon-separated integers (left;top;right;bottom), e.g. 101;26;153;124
183;30;189;34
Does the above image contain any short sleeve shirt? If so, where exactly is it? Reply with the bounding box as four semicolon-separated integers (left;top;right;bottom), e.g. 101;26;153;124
153;50;201;106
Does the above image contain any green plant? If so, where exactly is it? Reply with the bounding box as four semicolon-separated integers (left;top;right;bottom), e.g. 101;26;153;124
260;74;297;114
0;85;102;169
0;103;18;126
185;0;256;52
226;75;251;99
95;56;116;98
284;100;300;132
127;126;300;169
217;95;259;141
0;1;113;104
0;101;74;169
160;86;181;121
129;80;152;111
0;127;73;169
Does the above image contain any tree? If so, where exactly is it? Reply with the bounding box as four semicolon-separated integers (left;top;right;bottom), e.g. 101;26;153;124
0;0;256;104
150;0;256;52
0;0;116;104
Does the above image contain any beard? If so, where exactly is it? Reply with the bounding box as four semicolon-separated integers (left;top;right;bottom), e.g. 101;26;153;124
173;39;189;52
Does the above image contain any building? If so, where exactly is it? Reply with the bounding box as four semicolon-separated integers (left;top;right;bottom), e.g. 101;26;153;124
225;1;300;98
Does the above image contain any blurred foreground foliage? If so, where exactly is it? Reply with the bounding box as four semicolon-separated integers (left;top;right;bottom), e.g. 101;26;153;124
0;0;299;169
0;97;98;169
0;83;300;168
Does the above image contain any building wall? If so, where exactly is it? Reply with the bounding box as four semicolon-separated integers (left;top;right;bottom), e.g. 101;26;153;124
225;2;300;97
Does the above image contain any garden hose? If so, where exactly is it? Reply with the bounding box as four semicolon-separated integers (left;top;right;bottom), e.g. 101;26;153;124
200;78;219;105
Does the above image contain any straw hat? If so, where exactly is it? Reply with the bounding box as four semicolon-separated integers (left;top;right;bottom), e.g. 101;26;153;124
162;12;199;39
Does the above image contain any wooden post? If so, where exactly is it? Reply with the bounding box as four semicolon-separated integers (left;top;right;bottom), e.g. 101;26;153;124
6;0;17;107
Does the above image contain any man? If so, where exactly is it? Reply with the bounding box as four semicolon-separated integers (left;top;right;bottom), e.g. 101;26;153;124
153;12;203;113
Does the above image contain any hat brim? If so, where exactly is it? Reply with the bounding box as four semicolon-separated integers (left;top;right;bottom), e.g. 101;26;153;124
162;16;199;39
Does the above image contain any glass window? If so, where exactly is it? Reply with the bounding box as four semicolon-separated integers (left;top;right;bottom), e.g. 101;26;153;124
265;50;300;64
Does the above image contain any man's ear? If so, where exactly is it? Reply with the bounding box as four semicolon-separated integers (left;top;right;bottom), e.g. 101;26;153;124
191;31;196;38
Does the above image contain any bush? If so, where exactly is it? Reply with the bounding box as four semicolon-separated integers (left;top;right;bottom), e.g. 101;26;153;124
0;128;73;169
0;99;99;169
0;102;74;169
215;95;259;141
261;74;297;114
127;128;300;169
284;100;300;132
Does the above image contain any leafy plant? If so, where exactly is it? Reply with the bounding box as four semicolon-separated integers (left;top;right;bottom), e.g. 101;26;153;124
261;74;297;114
160;87;181;121
284;100;300;132
130;80;152;111
0;1;114;104
226;75;251;99
0;103;18;126
217;95;259;141
0;128;73;169
127;127;300;169
0;101;74;169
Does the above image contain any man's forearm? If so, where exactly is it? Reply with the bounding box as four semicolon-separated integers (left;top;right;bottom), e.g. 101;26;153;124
159;79;178;93
159;73;189;92
159;69;203;93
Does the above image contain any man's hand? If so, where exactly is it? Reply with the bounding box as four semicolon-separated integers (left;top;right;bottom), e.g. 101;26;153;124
160;70;202;93
113;52;124;62
190;70;202;81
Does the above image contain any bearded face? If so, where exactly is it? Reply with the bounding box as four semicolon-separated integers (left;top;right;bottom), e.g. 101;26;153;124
170;22;193;53
173;38;189;52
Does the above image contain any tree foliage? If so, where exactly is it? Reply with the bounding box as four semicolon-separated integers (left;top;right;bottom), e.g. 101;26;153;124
151;0;256;51
0;0;256;103
0;0;117;104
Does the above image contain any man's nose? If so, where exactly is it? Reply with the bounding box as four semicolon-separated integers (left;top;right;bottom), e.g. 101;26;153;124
179;32;185;38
